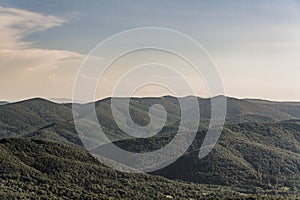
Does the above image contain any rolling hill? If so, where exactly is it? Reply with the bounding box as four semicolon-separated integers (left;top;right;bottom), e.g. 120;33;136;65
1;96;300;142
1;138;262;199
93;120;300;194
0;96;300;198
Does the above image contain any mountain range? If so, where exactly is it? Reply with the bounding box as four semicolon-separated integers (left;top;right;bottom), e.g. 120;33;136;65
0;96;299;199
0;101;8;106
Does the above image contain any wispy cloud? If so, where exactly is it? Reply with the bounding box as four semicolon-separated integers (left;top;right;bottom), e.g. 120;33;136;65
0;6;84;100
0;6;65;49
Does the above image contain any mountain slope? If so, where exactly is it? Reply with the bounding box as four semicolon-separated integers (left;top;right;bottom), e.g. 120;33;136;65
0;138;258;199
0;98;73;138
1;96;300;146
106;120;300;194
0;97;300;198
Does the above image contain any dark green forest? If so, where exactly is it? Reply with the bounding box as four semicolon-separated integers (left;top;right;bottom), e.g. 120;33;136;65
0;96;299;199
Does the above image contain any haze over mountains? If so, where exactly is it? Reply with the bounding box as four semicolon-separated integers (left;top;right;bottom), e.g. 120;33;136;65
0;96;300;198
0;101;8;106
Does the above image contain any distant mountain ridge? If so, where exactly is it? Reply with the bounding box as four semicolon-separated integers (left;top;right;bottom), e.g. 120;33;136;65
0;101;9;106
0;96;300;145
1;96;300;145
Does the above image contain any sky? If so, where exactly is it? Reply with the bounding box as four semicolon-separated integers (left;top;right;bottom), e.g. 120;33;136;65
0;0;300;101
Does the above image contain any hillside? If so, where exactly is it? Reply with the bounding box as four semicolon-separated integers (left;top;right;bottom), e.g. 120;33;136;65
0;97;300;198
1;96;300;145
1;138;261;199
95;120;300;195
152;120;300;193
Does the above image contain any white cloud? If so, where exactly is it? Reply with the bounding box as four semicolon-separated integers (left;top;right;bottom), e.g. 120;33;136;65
0;6;84;100
0;6;65;49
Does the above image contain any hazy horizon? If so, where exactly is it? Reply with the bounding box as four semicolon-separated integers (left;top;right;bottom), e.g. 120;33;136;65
3;94;300;104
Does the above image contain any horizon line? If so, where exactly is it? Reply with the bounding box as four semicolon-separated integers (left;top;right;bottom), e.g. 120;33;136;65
2;95;300;104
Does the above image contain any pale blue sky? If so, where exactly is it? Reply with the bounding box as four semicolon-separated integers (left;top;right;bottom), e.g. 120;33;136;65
0;0;299;101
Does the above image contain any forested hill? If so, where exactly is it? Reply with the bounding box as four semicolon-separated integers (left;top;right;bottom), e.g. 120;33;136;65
1;138;263;199
0;96;299;198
